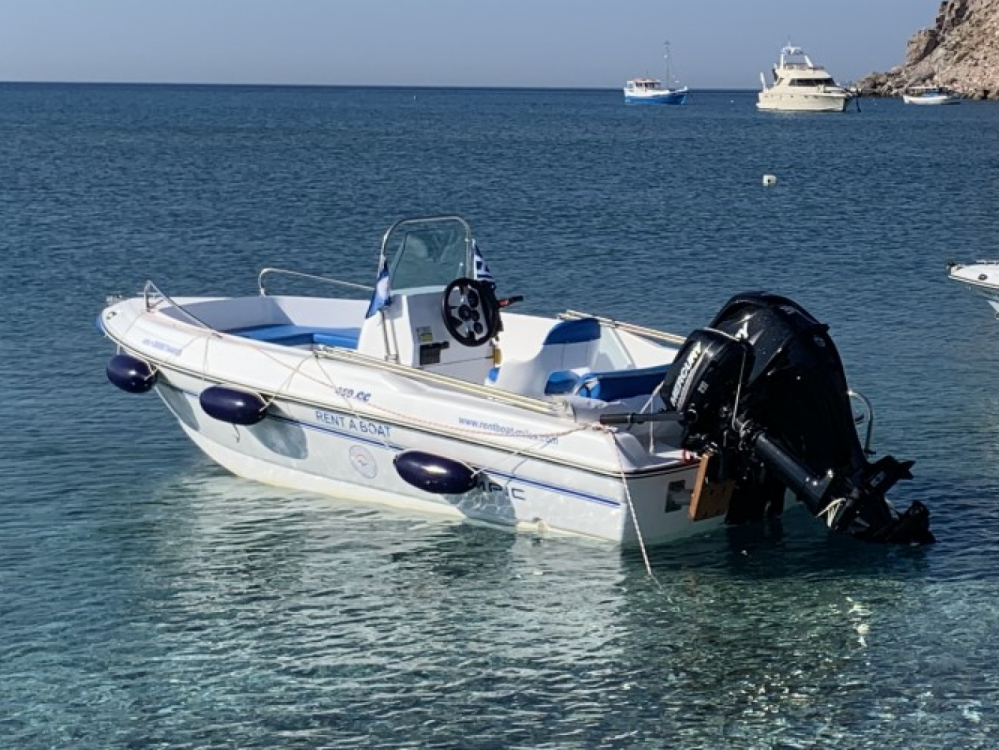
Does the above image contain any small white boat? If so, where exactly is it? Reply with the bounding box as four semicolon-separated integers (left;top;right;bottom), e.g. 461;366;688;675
947;260;999;314
99;215;932;546
624;41;689;105
757;43;855;113
903;86;960;105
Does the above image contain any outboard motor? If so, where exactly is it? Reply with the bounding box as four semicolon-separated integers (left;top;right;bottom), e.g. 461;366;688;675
658;292;933;544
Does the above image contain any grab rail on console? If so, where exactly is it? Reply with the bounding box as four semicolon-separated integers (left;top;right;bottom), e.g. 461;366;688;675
559;309;687;345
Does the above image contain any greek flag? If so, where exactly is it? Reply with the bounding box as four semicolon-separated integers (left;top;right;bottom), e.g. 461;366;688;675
365;256;392;318
472;241;495;289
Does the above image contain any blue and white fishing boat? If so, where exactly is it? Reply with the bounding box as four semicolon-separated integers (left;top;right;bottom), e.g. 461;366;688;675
623;78;688;105
624;41;689;105
99;215;932;546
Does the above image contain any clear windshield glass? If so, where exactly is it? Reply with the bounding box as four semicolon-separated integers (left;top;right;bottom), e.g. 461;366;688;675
383;216;473;292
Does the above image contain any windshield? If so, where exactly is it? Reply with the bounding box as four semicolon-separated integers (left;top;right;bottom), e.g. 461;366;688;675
383;216;473;292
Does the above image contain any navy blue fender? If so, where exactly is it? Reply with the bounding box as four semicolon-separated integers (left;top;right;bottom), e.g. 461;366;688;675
199;385;268;426
107;354;157;394
394;450;477;494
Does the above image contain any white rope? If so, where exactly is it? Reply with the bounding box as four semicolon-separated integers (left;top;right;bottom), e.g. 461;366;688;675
601;425;659;584
640;379;667;452
819;497;847;528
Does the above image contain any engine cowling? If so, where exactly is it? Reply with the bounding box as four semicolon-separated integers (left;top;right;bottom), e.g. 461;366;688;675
662;292;933;544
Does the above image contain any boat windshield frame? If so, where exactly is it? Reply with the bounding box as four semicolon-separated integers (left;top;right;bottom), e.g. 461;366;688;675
380;215;475;293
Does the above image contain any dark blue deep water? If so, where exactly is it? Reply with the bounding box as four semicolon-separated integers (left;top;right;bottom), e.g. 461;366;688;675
3;83;999;748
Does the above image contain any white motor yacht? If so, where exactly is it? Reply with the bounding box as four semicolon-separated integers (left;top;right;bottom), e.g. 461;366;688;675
757;43;855;113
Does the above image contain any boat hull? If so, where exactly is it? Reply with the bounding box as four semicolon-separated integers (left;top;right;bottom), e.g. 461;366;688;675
146;361;712;546
902;95;959;105
756;92;850;112
624;90;688;105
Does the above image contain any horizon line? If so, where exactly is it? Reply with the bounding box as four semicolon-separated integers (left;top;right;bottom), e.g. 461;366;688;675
0;79;763;93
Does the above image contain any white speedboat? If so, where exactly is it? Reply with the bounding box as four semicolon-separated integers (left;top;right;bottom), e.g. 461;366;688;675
947;260;999;314
99;215;932;546
903;86;960;105
624;41;689;105
757;43;855;113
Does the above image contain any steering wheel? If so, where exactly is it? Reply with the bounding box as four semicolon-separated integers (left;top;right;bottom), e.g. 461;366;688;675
441;278;501;347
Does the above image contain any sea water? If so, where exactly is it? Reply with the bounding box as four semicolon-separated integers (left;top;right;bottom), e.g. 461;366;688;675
2;83;999;748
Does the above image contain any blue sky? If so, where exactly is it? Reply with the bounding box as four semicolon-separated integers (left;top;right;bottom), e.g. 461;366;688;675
0;0;942;89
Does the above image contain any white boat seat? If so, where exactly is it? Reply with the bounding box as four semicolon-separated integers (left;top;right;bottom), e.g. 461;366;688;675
226;324;361;349
487;317;601;398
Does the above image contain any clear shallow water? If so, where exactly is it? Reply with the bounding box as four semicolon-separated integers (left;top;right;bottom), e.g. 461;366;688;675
2;83;999;748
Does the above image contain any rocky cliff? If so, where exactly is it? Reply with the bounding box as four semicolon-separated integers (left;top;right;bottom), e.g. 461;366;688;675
860;0;999;99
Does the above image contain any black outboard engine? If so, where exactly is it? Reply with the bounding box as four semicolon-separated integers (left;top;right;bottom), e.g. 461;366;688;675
658;292;933;544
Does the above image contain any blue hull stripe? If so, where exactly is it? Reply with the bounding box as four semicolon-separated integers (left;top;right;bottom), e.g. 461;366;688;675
271;413;623;509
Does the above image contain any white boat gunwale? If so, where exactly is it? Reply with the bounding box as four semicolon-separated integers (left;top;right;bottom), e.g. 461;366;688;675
140;366;694;485
100;303;694;482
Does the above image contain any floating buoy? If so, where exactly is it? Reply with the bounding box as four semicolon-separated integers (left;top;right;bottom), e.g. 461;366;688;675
762;174;778;186
106;354;157;393
199;385;268;425
394;450;477;494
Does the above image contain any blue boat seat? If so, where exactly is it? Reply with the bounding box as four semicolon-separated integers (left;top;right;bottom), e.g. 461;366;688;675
226;324;361;349
573;363;672;401
488;317;602;399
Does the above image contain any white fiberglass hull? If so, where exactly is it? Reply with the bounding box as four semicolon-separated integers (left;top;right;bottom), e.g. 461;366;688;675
102;294;717;547
902;94;959;105
155;366;709;546
757;90;850;113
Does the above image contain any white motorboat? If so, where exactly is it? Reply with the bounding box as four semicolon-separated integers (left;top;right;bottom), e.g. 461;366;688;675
757;43;855;113
947;260;999;314
99;215;932;546
624;41;689;105
903;86;960;105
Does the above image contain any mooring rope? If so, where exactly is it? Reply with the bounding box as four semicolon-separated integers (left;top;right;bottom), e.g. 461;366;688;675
601;425;658;584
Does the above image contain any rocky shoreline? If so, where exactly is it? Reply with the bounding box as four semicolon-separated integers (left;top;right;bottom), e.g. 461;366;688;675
858;0;999;99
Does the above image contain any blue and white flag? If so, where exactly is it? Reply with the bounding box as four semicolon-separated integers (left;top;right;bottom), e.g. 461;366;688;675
472;240;495;289
365;256;392;318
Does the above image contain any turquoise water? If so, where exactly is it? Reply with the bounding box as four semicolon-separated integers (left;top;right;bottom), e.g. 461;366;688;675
3;83;999;748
